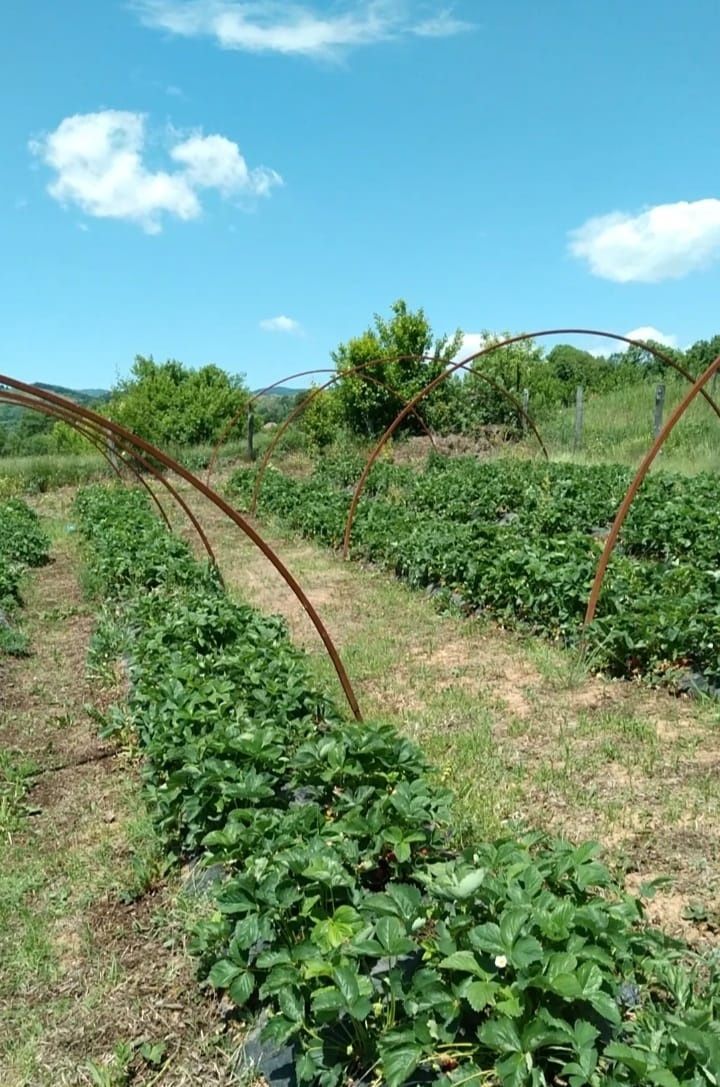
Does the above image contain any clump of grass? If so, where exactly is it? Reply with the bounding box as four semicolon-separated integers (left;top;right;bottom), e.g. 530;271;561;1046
537;377;720;473
0;452;112;494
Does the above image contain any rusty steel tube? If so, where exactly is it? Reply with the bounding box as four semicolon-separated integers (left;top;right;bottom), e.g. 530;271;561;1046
583;353;720;628
0;374;362;720
0;391;173;530
208;359;442;491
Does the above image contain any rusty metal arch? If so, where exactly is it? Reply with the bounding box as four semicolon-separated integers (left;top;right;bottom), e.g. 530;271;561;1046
245;355;548;516
0;390;172;530
206;360;441;489
341;329;720;557
584;353;720;627
0;375;362;720
0;387;218;563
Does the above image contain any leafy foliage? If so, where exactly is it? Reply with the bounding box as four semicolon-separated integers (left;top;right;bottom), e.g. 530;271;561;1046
230;456;720;689
105;356;248;448
0;497;50;654
76;483;720;1086
332;300;463;438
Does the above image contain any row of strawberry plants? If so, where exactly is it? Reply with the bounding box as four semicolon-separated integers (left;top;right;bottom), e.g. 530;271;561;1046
75;484;720;1086
309;451;720;567
0;497;50;654
228;460;720;687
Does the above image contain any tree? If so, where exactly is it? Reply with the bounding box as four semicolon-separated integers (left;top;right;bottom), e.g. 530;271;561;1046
298;387;343;448
461;333;548;429
106;357;248;448
618;339;685;378
333;300;463;437
685;335;720;377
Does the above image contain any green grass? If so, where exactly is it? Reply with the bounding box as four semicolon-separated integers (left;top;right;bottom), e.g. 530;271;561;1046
0;451;112;496
536;376;720;473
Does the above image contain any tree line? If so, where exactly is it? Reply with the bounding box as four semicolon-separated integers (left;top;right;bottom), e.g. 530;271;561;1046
2;302;719;456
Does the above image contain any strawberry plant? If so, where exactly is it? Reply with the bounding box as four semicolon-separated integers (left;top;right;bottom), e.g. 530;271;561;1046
229;457;720;690
0;497;49;655
74;483;720;1086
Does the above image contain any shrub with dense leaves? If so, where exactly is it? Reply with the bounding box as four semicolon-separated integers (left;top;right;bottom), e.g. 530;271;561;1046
76;484;720;1086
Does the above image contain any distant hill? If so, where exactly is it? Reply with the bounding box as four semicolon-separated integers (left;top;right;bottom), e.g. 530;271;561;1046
0;383;110;429
252;386;307;398
33;383;110;404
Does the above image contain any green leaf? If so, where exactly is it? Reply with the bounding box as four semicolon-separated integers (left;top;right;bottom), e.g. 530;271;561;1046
207;959;240;989
380;1043;424;1087
439;950;485;977
228;971;255;1007
333;964;359;1006
479;1017;522;1054
277;987;304;1022
509;936;543;970
604;1043;651;1075
469;921;504;956
312;905;362;951
465;980;498;1012
455;869;486;898
376;916;416;955
496;1050;530;1087
499;907;529;948
232;912;261;950
261;1015;298;1045
296;1052;318;1083
311;986;344;1014
546;973;581;999
587;991;621;1025
387;882;423;920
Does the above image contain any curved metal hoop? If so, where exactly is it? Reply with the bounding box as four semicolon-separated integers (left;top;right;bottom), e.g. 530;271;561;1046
0;391;173;529
244;355;548;516
0;375;362;721
584;353;720;627
206;360;442;491
341;329;720;557
0;389;219;563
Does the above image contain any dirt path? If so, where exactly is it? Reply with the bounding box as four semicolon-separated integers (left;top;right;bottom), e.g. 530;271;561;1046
0;508;239;1086
182;478;720;948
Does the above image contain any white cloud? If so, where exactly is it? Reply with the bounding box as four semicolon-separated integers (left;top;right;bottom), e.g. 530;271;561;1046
134;0;471;58
171;133;281;196
624;326;678;349
413;10;472;37
569;198;720;282
29;110;281;233
455;332;491;363
260;315;303;334
582;328;678;358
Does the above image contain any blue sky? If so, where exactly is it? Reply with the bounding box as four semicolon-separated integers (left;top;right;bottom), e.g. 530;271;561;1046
3;0;720;390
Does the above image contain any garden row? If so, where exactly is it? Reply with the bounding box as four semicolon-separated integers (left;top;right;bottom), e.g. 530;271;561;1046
0;497;49;654
229;455;720;689
75;483;719;1086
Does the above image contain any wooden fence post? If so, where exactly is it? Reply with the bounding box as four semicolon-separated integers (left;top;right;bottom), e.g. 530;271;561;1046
521;388;529;433
653;384;666;439
573;385;584;453
247;410;255;462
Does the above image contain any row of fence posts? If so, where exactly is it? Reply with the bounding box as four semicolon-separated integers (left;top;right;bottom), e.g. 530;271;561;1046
519;384;670;452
